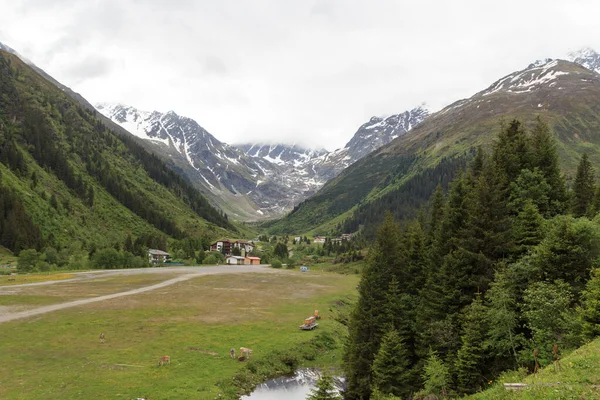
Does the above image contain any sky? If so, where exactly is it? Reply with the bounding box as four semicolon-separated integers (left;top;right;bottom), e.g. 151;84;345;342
1;0;599;151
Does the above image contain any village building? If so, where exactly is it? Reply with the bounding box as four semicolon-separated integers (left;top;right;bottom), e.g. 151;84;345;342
294;236;302;243
313;236;326;244
210;240;255;256
210;240;232;254
226;255;246;265
148;249;171;264
233;240;255;255
245;256;261;265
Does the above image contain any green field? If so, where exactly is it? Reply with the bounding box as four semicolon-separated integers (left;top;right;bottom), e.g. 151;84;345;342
0;269;358;399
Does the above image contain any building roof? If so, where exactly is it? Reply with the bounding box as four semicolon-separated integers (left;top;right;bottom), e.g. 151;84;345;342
246;256;261;260
227;256;246;260
148;249;170;256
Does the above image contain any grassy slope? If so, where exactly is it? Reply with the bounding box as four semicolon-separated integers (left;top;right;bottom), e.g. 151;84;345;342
0;51;239;248
268;61;600;236
468;337;600;399
0;270;358;400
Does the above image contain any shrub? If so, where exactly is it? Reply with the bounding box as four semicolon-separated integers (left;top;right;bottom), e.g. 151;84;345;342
270;258;282;268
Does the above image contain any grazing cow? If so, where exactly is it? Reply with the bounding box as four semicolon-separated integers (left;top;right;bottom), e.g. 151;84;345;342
158;355;170;366
230;348;236;359
99;332;105;343
240;347;253;359
237;355;246;362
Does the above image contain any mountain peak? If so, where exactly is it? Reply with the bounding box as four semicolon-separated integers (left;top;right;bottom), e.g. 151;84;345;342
568;47;600;74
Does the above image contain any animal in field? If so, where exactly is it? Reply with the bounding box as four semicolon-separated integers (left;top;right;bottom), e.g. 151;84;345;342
230;348;236;359
237;355;246;362
158;355;170;366
239;347;253;359
99;332;105;343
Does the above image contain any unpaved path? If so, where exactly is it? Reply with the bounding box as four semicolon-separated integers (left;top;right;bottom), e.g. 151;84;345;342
0;265;274;324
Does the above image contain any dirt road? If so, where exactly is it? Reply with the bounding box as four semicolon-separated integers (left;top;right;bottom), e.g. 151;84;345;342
0;265;274;324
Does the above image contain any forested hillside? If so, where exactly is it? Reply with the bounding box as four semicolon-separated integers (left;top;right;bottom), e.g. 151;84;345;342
343;119;600;399
267;60;600;237
0;50;236;259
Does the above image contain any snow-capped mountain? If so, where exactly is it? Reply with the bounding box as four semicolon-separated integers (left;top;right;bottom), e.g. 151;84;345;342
98;102;428;220
96;104;335;220
568;47;600;74
236;143;327;167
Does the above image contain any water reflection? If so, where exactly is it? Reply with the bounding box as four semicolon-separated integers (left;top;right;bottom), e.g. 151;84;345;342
241;369;343;400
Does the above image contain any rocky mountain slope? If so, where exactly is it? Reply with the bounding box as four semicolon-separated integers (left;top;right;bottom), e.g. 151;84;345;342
98;103;429;221
267;57;600;235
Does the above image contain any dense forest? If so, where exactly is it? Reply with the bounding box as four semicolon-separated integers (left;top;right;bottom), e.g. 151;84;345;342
343;118;600;399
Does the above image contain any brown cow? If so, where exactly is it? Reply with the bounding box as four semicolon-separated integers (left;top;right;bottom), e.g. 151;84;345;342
158;355;170;366
240;347;253;359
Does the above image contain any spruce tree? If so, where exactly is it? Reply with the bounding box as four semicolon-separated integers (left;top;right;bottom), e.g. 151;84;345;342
420;349;450;399
372;329;412;398
572;153;595;217
511;199;544;256
307;374;341;400
455;295;488;395
343;213;403;400
530;118;567;214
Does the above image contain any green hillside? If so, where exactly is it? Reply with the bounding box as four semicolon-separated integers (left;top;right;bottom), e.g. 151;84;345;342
467;337;600;399
267;60;600;236
0;50;237;254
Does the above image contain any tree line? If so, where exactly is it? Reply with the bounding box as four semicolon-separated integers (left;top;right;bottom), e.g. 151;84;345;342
343;119;600;399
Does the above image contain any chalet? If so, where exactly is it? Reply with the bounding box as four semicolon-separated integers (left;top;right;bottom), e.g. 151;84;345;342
313;236;326;244
148;249;171;264
245;256;261;265
210;240;232;254
294;236;302;243
341;233;353;240
226;256;246;265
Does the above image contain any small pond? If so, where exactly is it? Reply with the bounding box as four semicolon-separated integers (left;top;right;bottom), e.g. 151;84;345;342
240;368;344;400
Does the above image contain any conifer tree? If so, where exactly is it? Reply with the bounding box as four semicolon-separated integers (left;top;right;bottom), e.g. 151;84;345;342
572;153;595;217
420;349;450;399
344;213;403;400
372;329;412;398
307;374;341;400
512;200;544;256
455;295;488;394
492;119;533;185
530;118;567;214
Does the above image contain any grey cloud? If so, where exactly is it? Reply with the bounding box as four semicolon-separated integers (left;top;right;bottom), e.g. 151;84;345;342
63;55;114;83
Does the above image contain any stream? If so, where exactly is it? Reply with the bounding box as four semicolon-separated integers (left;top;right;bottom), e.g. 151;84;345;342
240;368;344;400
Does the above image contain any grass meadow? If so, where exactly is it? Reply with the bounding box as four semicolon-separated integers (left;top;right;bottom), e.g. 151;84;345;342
0;268;358;400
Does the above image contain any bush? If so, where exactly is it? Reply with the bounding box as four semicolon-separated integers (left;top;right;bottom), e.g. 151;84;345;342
92;248;123;269
18;249;39;273
270;258;282;268
203;254;218;265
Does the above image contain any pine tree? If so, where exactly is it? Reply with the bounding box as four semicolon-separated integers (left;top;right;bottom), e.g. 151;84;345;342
455;295;488;394
344;213;402;400
123;234;133;253
372;329;412;398
492;119;533;185
572;153;595;217
530;117;567;215
420;349;450;399
307;374;341;400
511;200;544;256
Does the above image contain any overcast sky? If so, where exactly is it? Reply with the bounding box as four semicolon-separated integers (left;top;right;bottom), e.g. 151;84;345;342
1;0;599;151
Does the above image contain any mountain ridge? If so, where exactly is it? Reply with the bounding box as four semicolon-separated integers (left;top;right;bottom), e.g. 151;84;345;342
266;57;600;236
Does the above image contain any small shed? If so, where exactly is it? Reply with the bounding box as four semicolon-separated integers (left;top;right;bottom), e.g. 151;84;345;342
226;256;246;265
148;249;171;265
300;266;310;272
245;256;261;265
